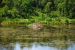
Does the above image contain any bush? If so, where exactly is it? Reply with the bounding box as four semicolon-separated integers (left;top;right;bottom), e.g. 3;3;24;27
69;19;75;24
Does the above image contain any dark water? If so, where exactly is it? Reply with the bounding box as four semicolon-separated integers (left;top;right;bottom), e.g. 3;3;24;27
0;25;75;50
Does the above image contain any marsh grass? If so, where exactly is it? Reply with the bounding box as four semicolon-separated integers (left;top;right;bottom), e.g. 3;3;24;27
1;17;73;28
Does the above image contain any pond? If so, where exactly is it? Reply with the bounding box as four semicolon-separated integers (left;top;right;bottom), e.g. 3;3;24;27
0;24;75;50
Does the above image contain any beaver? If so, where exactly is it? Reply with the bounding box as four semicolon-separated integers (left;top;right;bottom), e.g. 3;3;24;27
30;23;44;30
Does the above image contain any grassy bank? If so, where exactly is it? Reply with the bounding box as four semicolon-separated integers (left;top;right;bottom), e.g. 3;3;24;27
1;17;75;27
0;17;75;28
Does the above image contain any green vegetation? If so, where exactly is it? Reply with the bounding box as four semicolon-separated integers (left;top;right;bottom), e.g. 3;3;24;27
0;0;75;27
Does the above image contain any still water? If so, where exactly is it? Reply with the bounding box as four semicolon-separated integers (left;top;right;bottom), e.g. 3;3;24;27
0;25;75;50
0;41;75;50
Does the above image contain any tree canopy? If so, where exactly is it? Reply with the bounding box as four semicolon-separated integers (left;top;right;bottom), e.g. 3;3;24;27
0;0;75;19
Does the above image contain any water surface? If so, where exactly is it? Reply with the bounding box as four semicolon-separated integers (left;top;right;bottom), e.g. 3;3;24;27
0;25;75;50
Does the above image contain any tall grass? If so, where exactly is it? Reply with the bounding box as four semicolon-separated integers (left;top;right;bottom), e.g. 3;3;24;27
1;19;31;27
0;16;74;28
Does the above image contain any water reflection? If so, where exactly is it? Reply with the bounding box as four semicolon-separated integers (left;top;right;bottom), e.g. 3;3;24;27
6;42;60;50
0;42;75;50
14;43;21;50
68;44;75;50
0;24;75;50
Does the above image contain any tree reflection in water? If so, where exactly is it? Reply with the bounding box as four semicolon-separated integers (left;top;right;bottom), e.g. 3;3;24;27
0;25;75;50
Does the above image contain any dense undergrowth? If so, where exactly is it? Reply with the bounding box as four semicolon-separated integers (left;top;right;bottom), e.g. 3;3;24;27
0;0;75;28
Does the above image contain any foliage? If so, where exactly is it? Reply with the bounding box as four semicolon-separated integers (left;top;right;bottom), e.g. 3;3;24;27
1;19;31;26
0;0;75;27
